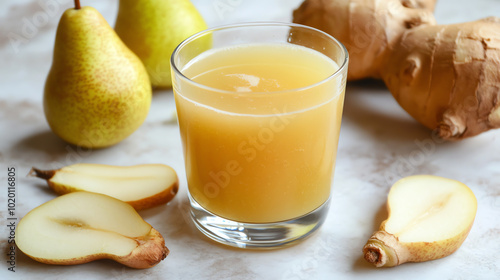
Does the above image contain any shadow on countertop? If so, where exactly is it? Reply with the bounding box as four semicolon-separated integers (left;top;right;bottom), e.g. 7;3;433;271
15;130;69;156
12;129;95;169
341;79;434;144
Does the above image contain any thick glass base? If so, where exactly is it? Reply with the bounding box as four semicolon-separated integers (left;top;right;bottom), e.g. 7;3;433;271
189;195;330;249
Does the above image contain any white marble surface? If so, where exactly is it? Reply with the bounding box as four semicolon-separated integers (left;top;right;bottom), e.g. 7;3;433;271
1;0;500;279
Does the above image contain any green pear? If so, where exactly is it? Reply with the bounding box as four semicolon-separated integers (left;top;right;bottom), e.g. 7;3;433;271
44;1;152;148
115;0;208;88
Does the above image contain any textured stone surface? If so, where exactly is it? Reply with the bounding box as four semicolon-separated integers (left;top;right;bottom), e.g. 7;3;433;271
1;0;499;279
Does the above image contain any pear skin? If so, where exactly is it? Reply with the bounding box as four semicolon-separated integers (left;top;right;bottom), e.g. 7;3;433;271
115;0;208;88
15;192;168;268
44;5;152;148
29;163;179;210
363;175;477;267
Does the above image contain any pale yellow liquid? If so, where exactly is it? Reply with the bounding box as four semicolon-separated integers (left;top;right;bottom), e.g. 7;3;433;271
175;43;344;223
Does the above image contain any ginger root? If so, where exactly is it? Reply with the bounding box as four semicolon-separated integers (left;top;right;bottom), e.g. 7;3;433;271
293;0;500;140
293;0;437;80
383;17;500;139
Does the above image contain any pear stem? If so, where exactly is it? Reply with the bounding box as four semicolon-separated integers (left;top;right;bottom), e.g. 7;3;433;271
28;167;56;180
364;249;381;264
74;0;81;10
363;231;407;267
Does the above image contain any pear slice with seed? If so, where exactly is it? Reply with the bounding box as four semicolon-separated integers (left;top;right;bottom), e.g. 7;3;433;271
16;192;168;268
30;163;179;210
363;175;477;267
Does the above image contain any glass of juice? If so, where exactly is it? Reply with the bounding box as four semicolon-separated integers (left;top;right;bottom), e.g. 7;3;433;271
171;22;348;248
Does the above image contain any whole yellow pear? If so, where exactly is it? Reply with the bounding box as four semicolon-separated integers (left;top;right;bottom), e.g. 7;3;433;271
115;0;208;88
44;3;152;148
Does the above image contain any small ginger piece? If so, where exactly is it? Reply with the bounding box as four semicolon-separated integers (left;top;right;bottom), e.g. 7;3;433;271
363;175;477;267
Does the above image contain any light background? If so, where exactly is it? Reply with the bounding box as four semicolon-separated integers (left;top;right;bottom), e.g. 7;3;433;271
0;0;499;279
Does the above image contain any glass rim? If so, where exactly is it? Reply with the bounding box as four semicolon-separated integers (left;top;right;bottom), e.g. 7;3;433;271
170;21;349;95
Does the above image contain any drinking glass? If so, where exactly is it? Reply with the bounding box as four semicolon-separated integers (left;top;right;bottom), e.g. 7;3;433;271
171;22;348;248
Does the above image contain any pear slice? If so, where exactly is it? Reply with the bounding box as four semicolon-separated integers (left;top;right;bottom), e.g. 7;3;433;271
16;192;168;268
30;163;179;210
363;175;477;267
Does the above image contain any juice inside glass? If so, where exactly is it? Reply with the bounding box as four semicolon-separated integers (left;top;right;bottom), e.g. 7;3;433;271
171;23;348;248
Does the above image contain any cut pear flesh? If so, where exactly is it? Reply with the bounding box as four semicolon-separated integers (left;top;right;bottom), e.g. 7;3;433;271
363;175;477;267
16;192;168;268
30;163;179;210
